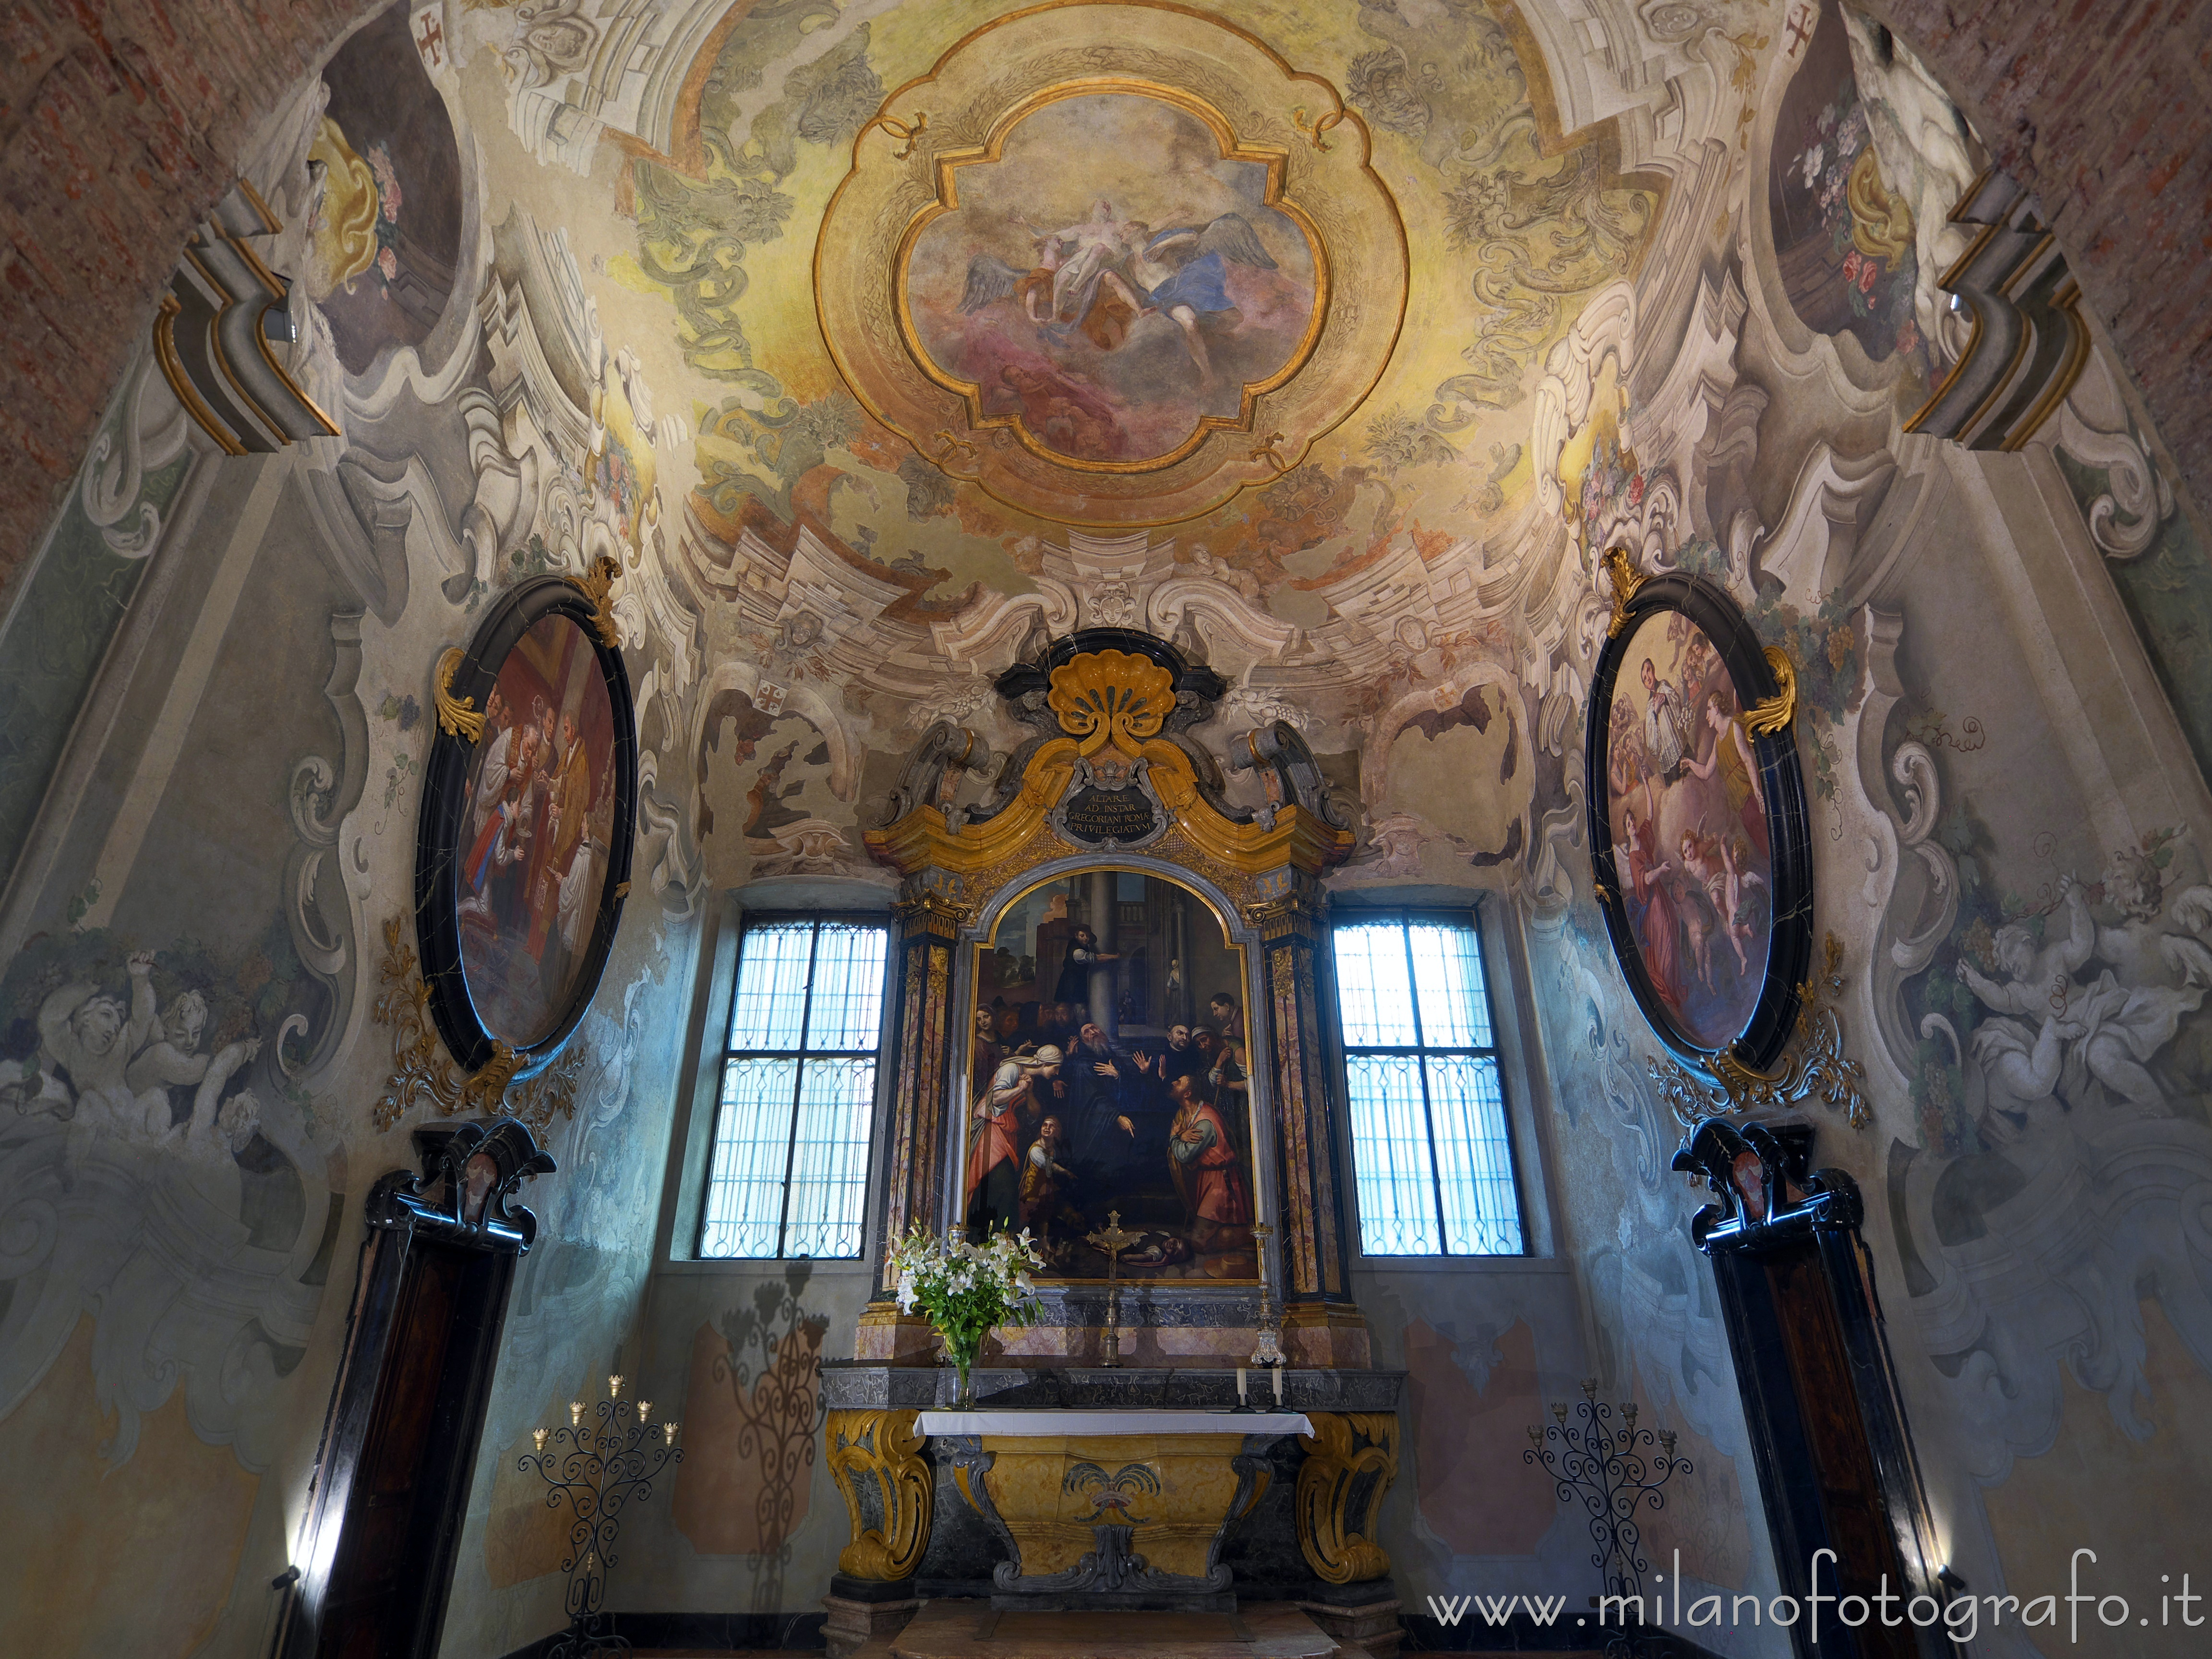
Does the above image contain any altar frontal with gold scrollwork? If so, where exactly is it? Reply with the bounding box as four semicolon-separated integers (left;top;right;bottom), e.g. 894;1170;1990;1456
814;2;1408;528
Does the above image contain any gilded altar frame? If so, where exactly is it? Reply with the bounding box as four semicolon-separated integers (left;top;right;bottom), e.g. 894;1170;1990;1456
860;633;1370;1364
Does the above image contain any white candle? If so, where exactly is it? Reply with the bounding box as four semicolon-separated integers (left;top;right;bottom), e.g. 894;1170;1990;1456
1271;1364;1283;1405
1236;1366;1248;1405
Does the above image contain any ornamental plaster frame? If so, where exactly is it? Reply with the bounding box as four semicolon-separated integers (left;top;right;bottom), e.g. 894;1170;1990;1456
812;0;1409;528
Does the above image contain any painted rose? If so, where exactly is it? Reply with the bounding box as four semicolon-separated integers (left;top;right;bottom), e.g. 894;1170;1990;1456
1858;256;1880;294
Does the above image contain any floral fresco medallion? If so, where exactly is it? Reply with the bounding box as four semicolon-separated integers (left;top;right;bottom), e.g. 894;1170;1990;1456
816;2;1407;526
1767;0;1928;372
1585;571;1815;1073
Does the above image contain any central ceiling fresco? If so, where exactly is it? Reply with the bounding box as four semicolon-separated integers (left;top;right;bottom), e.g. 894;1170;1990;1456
588;0;1658;616
814;3;1411;523
288;0;1715;895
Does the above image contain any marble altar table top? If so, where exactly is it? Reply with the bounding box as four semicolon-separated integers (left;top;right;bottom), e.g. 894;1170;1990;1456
914;1409;1312;1436
880;1600;1342;1658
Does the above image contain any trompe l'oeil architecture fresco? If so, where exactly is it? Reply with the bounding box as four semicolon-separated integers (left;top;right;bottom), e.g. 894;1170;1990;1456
3;0;2211;1655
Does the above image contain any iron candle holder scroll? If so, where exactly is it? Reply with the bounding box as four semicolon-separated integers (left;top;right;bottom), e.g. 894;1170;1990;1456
520;1373;683;1658
1525;1379;1687;1648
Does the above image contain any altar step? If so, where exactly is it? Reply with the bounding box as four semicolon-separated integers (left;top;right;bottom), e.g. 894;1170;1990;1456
850;1600;1347;1659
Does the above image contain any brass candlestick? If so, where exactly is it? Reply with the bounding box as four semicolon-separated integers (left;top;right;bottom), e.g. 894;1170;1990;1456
1085;1208;1141;1368
1250;1222;1285;1372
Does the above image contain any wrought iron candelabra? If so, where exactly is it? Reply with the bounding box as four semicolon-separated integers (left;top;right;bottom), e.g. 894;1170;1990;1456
1525;1380;1689;1656
520;1374;683;1658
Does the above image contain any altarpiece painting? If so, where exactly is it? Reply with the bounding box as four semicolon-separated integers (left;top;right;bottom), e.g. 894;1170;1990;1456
962;871;1258;1283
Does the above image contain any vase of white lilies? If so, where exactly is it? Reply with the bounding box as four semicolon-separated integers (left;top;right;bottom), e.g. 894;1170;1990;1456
886;1224;1047;1409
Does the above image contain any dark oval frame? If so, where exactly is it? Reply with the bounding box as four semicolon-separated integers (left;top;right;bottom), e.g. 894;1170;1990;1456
414;575;637;1076
1582;567;1813;1076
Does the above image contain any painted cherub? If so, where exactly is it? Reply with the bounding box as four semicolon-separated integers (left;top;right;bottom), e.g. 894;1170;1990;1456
124;986;209;1094
1718;832;1768;977
1954;877;2095;1022
1676;831;1727;991
165;1035;263;1216
46;952;162;1162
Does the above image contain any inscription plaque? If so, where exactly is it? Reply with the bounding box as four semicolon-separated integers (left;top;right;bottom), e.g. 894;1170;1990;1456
1060;785;1161;847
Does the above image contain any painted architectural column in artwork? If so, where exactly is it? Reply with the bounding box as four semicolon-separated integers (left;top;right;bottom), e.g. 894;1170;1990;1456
856;889;961;1363
1088;867;1118;1036
1251;875;1368;1367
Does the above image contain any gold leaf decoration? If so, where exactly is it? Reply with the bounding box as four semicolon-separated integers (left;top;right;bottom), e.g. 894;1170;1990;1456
827;1410;935;1580
434;647;485;742
1045;649;1177;758
566;553;622;649
1744;646;1798;735
1601;545;1647;639
371;914;584;1134
1295;1412;1399;1584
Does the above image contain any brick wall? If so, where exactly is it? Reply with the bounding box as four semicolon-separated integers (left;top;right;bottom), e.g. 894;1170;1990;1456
0;0;371;599
1856;0;2212;510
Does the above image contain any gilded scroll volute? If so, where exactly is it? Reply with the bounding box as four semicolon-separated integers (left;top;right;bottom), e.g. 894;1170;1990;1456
1295;1411;1399;1585
827;1408;935;1581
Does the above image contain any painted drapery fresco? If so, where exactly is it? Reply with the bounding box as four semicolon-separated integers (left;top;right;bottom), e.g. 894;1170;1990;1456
1603;610;1772;1051
965;874;1255;1281
907;93;1316;464
457;614;620;1046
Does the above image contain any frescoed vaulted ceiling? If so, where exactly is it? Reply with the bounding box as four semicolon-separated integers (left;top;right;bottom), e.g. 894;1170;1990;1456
21;3;2212;1646
427;0;1669;877
580;0;1655;603
178;0;1984;909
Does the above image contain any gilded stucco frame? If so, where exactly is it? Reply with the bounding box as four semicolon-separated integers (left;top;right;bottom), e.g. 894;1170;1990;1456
813;0;1409;527
891;75;1331;478
864;637;1364;1344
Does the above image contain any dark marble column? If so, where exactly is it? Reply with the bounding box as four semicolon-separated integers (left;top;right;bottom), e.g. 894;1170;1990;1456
1250;877;1368;1368
858;889;962;1363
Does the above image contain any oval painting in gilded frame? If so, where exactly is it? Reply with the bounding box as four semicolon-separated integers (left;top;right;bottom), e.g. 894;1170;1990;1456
415;575;638;1074
1583;566;1813;1074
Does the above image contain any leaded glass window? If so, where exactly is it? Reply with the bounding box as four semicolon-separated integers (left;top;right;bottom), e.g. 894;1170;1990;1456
1334;915;1524;1256
698;919;888;1259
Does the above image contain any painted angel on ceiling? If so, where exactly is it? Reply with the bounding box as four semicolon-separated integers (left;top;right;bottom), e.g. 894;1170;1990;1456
961;199;1279;391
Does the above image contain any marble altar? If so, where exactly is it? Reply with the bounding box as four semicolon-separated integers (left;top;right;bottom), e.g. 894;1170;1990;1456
915;1409;1312;1611
818;1369;1406;1657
